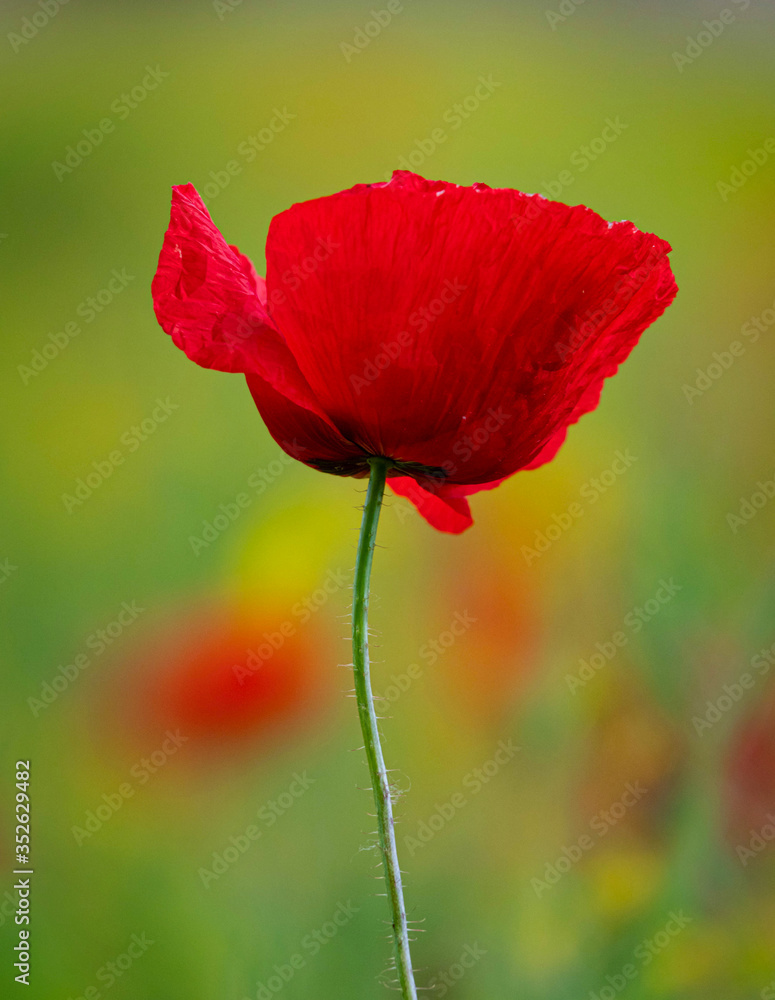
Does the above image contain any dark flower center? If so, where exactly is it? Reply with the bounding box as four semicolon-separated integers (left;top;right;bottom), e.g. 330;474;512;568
307;455;448;481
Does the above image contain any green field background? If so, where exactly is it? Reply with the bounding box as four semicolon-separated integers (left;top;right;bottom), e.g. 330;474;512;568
2;1;775;997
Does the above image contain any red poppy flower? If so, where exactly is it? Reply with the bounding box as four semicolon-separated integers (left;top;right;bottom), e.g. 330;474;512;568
152;171;677;533
437;551;539;728
105;602;332;751
725;682;775;846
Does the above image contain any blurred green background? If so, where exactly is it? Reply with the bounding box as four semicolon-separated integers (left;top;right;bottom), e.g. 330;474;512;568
2;1;775;997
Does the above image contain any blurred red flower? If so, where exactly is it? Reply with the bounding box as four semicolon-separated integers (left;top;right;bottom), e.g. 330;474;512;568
576;677;684;841
110;602;332;752
725;683;775;845
438;555;539;727
153;171;677;533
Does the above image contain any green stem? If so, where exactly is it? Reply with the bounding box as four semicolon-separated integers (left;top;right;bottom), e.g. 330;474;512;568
352;457;418;1000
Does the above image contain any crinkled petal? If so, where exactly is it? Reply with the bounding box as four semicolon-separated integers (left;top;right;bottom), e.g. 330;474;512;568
153;184;332;423
387;475;473;534
245;373;363;474
264;171;677;483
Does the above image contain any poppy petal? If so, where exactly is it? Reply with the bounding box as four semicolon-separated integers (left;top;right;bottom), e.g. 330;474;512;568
153;184;330;422
245;373;363;473
264;172;676;484
387;475;473;534
520;381;606;471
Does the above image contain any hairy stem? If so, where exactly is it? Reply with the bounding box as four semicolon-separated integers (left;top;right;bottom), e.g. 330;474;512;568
351;457;418;1000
